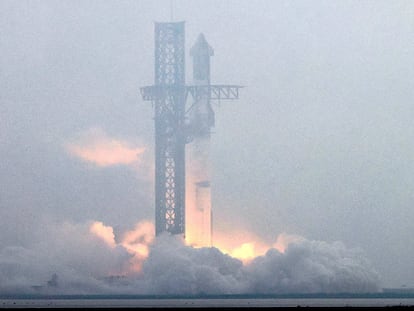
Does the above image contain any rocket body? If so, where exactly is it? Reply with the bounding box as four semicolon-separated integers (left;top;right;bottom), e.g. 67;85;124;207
186;34;214;247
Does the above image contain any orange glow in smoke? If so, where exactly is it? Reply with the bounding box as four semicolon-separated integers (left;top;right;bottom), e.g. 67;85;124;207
89;221;116;248
121;220;155;272
67;140;145;167
211;229;271;264
66;127;145;167
90;220;303;273
89;220;155;273
211;230;304;264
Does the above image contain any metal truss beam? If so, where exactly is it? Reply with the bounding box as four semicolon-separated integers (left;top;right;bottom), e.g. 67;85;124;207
141;85;243;102
187;85;242;101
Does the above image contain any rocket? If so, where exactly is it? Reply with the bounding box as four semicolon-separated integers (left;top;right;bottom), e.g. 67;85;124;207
185;33;215;247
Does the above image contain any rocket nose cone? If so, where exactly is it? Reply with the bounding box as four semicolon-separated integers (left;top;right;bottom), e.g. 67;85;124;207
197;33;207;44
190;33;214;56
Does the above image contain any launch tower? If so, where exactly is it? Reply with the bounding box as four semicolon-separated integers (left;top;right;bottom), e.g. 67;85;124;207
141;22;241;238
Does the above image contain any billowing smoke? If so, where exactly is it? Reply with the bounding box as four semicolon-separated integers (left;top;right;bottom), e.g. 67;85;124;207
138;234;380;295
0;218;381;295
0;221;131;295
245;240;379;294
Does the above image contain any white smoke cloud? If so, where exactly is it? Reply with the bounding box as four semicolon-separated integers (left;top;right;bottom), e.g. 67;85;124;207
245;240;380;294
0;219;381;296
139;234;248;295
136;234;380;295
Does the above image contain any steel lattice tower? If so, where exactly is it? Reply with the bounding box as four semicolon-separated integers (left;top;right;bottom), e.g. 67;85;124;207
141;21;242;237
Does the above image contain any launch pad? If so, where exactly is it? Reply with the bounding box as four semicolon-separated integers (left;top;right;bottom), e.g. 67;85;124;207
141;22;241;244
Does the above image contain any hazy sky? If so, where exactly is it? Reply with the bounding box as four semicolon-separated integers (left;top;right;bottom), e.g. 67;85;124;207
1;0;413;288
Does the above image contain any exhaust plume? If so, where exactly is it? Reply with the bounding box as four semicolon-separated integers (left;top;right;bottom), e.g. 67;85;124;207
0;218;381;295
